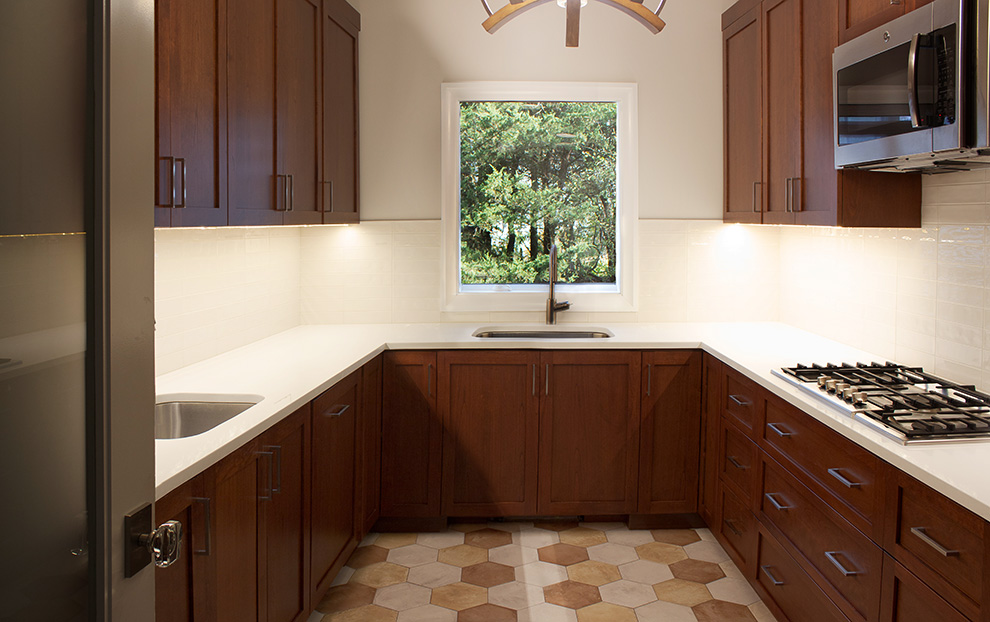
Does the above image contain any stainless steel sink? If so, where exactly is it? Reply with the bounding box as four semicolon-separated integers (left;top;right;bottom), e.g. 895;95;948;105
473;327;613;339
155;395;261;440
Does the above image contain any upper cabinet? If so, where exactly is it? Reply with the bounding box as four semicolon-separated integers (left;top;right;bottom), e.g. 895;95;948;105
723;0;922;228
156;0;360;228
839;0;934;45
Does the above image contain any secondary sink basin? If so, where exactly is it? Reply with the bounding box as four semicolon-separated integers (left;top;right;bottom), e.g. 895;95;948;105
155;394;262;440
473;326;613;340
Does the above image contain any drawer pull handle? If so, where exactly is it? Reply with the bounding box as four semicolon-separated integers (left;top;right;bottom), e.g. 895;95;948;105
727;455;749;470
910;527;960;557
729;394;750;407
723;519;742;537
765;493;791;512
760;565;784;586
767;423;792;438
827;468;862;489
192;497;212;556
322;403;350;418
825;551;860;577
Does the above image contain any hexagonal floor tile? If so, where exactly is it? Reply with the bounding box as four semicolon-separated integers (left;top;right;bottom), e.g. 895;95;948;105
461;561;515;588
430;582;487;611
651;529;702;547
538;543;590;567
683;541;730;564
489;581;546;610
450;523;489;533
517;603;579;622
490;544;540;567
457;603;517;622
513;529;560;549
375;533;418;549
598;579;657;608
558;527;608;548
618;559;674;585
635;542;687;565
533;521;581;532
387;544;439;568
653;578;714;608
635;599;699;622
693;599;758;622
316;582;376;613
464;528;513;550
670;558;726;584
438;544;488;568
345;545;389;569
325;604;398;622
406;562;461;589
487;522;534;533
575;602;637;622
566;561;621;587
417;531;465;549
543;580;602;610
706;577;760;606
515;561;569;587
373;583;431;611
396;604;457;622
350;563;410;589
605;530;655;547
587;543;638;566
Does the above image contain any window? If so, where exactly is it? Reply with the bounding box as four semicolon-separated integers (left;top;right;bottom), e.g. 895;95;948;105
442;83;638;314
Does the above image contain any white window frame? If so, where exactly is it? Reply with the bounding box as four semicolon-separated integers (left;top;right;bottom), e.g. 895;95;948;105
441;82;639;314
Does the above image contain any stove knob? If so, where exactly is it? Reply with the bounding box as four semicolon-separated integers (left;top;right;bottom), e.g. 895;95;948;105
841;387;856;401
817;375;829;388
851;391;867;405
825;379;838;392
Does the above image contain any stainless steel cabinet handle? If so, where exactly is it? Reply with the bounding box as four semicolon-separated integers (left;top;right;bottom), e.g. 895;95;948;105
723;518;742;537
729;394;750;407
171;157;179;207
322;403;351;418
727;455;748;470
545;364;550;395
175;158;187;208
265;445;283;494
910;527;960;557
646;364;652;397
827;468;862;489
287;174;295;212
767;423;792;438
192;497;212;556
825;551;860;576
753;181;763;213
792;177;802;213
785;178;793;213
427;363;433;397
259;451;275;501
765;493;791;512
323;180;334;213
760;565;784;586
161;156;175;207
532;364;536;396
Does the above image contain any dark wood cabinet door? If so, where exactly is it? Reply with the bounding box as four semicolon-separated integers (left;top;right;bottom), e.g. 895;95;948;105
839;0;906;44
359;355;383;536
723;5;763;224
155;0;227;228
227;0;280;225
762;0;801;225
278;0;322;225
259;406;311;622
879;555;970;622
155;476;209;622
440;350;540;517
322;0;361;224
699;355;724;526
538;351;641;515
638;350;703;515
311;371;360;599
209;439;264;622
381;351;441;517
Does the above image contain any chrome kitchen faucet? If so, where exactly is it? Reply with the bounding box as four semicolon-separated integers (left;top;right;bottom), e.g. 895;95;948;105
546;244;571;325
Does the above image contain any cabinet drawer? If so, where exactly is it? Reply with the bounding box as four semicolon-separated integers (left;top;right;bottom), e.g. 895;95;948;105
763;397;880;531
720;486;757;569
761;458;883;620
888;472;984;609
723;368;763;435
720;420;758;497
880;555;969;622
757;530;850;622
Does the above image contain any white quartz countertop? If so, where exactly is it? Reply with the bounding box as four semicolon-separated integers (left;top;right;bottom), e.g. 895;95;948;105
156;322;990;523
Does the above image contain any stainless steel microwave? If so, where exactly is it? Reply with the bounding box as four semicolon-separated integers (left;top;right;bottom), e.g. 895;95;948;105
833;0;990;172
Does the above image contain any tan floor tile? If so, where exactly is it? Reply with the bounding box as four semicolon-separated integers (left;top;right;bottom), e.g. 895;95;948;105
326;604;397;622
406;562;461;589
670;559;725;584
346;545;389;569
417;531;465;549
683;541;730;564
490;544;540;567
566;561;621;587
544;580;602;609
598;579;657;608
652;530;702;546
438;544;489;567
748;600;779;622
517;603;578;622
489;582;546;610
653;579;713;608
396;604;457;622
533;521;581;532
559;528;608;548
513;529;560;548
587;543;638;565
350;563;410;589
636;542;688;565
458;603;518;622
618;560;674;585
579;522;628;532
706;577;760;606
317;582;376;613
387;544;439;568
575;602;637;622
430;582;487;611
606;530;655;547
635;599;699;622
451;523;489;533
515;561;569;587
487;522;534;533
693;599;758;622
374;583;432;611
538;543;590;566
464;528;513;549
461;561;515;588
376;533;419;549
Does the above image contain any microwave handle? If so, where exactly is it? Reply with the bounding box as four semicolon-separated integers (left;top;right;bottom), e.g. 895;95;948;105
908;33;922;128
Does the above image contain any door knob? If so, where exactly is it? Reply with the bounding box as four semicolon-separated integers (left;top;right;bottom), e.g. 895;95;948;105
140;521;183;569
124;503;183;577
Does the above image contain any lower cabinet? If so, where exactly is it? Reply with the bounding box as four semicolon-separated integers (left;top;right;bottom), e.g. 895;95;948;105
155;475;209;622
879;555;970;622
756;528;849;622
310;370;360;599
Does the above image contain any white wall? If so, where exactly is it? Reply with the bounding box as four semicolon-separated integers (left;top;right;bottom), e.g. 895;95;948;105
354;0;730;220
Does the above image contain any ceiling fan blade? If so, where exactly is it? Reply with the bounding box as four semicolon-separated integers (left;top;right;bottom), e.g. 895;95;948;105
592;0;665;33
483;0;555;34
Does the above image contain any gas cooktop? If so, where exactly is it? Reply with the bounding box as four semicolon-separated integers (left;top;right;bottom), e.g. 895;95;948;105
772;362;990;445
